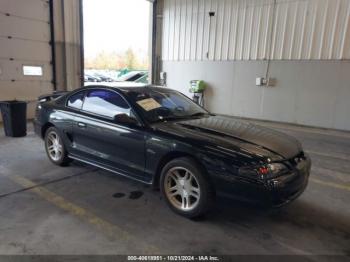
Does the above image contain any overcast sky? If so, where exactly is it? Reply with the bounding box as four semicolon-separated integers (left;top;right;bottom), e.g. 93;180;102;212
83;0;151;58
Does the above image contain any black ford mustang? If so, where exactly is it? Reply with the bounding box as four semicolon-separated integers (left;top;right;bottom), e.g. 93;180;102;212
34;85;311;218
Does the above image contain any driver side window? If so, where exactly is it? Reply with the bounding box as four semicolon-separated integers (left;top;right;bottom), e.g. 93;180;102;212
82;90;132;119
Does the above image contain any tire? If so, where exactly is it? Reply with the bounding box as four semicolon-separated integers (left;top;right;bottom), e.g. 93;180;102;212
160;157;215;218
44;127;71;166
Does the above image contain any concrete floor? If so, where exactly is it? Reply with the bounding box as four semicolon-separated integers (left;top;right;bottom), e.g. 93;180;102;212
0;120;349;256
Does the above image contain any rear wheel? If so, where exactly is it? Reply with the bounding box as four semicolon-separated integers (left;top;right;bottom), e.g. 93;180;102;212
160;157;215;218
44;127;71;166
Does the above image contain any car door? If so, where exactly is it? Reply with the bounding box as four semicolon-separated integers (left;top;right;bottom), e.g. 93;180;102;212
71;89;146;180
55;90;86;152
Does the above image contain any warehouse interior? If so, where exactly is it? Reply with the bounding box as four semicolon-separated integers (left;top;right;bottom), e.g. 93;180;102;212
0;0;349;258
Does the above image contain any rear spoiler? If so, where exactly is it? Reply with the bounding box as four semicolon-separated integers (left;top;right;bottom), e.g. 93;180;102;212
38;91;69;102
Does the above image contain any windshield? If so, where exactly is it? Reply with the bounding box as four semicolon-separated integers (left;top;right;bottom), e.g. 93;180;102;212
126;88;209;123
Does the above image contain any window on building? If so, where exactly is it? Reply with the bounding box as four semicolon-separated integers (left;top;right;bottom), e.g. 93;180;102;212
22;65;43;76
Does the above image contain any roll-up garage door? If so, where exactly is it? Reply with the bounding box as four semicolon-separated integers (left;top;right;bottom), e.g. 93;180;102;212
0;0;54;120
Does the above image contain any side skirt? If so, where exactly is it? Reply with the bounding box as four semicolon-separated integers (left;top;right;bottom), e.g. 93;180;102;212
68;154;153;185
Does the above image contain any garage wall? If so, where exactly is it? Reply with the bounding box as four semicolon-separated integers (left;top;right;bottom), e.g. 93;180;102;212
0;0;83;122
161;0;350;131
53;0;83;92
0;0;54;119
163;60;350;131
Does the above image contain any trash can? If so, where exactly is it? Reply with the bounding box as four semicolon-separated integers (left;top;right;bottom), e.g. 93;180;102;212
0;100;27;137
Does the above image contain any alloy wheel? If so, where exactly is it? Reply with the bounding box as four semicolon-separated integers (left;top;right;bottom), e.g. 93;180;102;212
47;131;63;162
164;167;201;211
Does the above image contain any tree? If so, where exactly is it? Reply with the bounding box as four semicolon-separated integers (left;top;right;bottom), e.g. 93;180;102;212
125;48;137;70
84;48;149;70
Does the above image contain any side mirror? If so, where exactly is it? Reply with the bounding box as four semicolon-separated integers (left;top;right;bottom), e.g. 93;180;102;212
113;113;138;126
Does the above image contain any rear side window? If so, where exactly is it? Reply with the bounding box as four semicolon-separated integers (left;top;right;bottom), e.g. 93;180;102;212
67;91;85;109
82;90;131;118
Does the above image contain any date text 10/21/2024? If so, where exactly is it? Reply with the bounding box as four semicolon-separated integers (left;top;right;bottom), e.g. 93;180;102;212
127;256;220;261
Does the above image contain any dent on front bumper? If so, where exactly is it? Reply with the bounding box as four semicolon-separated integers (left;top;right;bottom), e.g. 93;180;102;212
213;154;311;207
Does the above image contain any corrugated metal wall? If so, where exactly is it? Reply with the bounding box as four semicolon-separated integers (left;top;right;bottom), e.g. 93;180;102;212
162;0;350;61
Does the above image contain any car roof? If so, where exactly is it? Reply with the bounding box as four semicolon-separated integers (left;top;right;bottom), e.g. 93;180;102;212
81;83;171;94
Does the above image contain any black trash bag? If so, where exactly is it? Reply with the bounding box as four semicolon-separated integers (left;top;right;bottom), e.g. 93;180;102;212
0;101;27;137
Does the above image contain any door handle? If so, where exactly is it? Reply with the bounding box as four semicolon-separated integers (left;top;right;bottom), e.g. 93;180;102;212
77;122;87;128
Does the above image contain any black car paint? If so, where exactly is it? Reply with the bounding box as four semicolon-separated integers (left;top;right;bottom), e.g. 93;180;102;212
34;85;311;205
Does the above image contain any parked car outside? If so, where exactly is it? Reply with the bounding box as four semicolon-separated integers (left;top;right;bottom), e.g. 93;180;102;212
84;74;101;82
94;73;114;82
116;71;147;82
134;73;149;84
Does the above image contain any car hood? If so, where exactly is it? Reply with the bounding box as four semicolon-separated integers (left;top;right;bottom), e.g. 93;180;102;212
153;115;302;160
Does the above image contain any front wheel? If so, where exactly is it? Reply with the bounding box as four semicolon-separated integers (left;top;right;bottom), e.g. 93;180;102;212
160;157;215;218
44;127;71;166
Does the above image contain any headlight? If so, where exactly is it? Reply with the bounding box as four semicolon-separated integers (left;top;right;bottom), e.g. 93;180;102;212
239;163;288;180
268;163;286;175
265;163;288;179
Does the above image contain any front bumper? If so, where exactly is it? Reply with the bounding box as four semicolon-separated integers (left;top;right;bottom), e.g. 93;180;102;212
265;154;311;206
214;154;311;206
